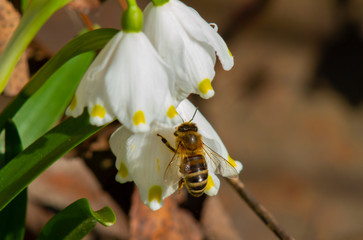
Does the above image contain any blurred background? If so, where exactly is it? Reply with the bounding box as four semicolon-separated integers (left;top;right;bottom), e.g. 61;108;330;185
1;0;363;239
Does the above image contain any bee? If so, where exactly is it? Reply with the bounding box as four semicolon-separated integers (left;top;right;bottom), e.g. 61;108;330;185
157;120;238;197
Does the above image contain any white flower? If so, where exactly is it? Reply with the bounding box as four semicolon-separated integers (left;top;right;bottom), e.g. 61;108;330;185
143;0;234;100
110;99;242;211
66;30;179;132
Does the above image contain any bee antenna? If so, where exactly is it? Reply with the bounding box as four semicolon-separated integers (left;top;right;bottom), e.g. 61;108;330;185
177;112;184;122
188;107;198;122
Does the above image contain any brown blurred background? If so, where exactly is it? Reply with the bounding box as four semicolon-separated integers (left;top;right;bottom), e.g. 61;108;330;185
1;0;363;239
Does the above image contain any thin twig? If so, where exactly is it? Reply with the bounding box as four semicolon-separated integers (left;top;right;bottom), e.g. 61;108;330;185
117;0;128;10
226;178;295;240
79;12;94;31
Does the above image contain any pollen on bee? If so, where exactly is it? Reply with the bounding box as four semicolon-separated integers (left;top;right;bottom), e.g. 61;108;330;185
91;104;106;118
133;110;146;126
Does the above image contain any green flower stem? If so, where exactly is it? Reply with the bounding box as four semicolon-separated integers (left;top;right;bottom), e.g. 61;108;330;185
126;0;137;6
152;0;169;6
122;0;143;32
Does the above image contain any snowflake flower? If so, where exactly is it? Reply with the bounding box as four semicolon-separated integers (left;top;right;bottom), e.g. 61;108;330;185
143;0;234;100
66;5;179;132
110;99;242;211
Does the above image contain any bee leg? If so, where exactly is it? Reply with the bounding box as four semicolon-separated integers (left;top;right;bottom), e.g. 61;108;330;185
157;133;176;153
178;179;184;194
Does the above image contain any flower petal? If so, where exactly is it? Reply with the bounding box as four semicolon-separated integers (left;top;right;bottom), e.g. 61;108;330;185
144;1;216;100
170;0;234;70
103;32;178;132
66;31;125;125
204;173;220;196
118;126;178;210
109;126;133;183
67;31;180;131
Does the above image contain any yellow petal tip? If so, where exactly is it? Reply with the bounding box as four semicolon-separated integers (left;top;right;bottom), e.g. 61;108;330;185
91;104;106;118
228;155;237;168
206;175;215;191
228;48;233;57
133;111;146;126
148;185;162;203
198;78;214;95
69;95;77;111
167;105;178;119
118;162;129;178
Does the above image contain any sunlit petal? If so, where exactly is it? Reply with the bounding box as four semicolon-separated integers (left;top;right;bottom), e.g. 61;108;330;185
66;31;179;132
144;0;232;100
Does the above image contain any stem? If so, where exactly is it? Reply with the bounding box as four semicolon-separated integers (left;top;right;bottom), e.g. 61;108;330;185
226;178;295;240
121;0;143;32
152;0;169;6
79;13;94;31
117;0;128;10
126;0;137;7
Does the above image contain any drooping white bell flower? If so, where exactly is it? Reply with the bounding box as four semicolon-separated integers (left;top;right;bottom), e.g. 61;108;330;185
110;99;242;211
66;5;179;132
143;0;234;100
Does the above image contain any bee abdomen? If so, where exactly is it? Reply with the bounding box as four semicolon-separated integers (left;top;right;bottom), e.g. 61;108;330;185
183;154;208;197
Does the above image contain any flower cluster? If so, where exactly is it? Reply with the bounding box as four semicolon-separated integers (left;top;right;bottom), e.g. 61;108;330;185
66;0;241;210
66;0;233;131
110;100;242;210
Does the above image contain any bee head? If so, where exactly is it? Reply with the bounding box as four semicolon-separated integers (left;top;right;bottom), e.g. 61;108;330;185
174;123;198;136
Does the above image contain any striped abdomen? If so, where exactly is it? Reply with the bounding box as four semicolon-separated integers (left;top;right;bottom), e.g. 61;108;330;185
182;154;208;197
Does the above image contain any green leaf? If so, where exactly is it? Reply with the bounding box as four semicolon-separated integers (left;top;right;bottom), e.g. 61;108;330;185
0;190;27;240
0;28;118;132
21;0;31;12
38;198;116;240
0;0;73;93
3;121;23;166
0;112;105;211
0;121;27;240
0;132;4;164
13;51;95;148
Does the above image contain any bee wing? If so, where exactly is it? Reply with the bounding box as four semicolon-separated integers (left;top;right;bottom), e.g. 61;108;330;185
202;144;239;178
163;144;184;187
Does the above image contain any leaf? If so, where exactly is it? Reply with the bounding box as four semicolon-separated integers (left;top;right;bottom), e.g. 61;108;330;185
3;121;23;165
21;0;31;12
13;51;95;148
38;198;116;240
0;112;105;211
0;0;73;94
0;121;27;240
0;28;118;132
0;0;29;96
0;190;27;240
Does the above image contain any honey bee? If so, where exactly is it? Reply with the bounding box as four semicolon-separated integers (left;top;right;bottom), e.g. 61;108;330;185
157;121;238;197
